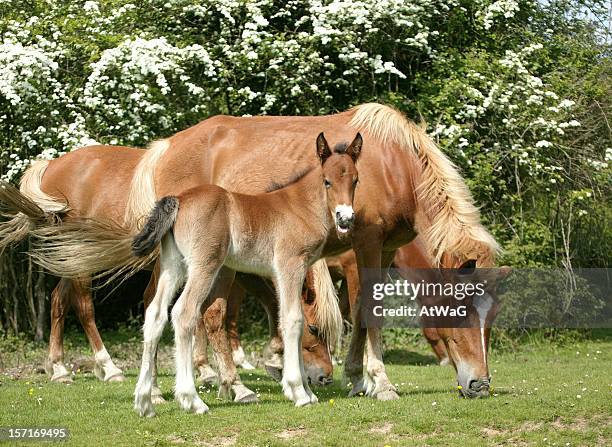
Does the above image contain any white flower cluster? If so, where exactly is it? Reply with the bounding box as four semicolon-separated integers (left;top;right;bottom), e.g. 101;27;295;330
1;0;451;178
0;38;94;180
82;37;218;144
479;0;522;30
431;41;583;186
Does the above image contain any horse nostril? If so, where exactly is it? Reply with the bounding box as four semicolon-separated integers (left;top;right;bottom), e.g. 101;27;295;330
319;376;333;385
468;378;490;392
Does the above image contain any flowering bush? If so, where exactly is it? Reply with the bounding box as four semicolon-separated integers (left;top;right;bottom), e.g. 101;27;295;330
0;0;609;268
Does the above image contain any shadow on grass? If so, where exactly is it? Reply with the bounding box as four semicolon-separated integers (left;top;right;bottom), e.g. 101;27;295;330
384;349;439;366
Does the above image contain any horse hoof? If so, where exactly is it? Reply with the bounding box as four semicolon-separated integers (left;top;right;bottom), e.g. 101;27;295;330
106;373;125;383
348;379;366;397
51;374;73;384
294;397;313;407
151;391;166;405
238;361;256;370
177;395;209;414
376;389;400;401
151;395;166;405
135;399;155;418
265;365;282;382
234;390;258;404
197;366;218;385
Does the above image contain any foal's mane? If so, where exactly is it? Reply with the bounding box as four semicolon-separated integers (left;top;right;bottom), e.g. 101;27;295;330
348;103;500;267
265;167;315;192
265;143;350;193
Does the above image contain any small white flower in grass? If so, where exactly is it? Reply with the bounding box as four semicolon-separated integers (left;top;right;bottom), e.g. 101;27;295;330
576;394;582;399
432;401;437;406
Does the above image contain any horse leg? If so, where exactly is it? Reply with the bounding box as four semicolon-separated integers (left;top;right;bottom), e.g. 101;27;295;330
423;327;450;366
203;268;257;404
258;283;284;381
171;262;227;414
236;275;283;380
46;279;73;383
276;260;315;407
344;260;368;397
134;239;184;417
69;278;124;383
363;249;399;400
227;282;255;370
142;265;166;404
193;317;218;384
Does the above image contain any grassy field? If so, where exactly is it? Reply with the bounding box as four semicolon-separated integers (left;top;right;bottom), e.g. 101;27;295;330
0;329;610;446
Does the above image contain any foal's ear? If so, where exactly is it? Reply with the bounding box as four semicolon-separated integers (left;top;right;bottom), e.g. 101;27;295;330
346;133;363;162
316;132;332;164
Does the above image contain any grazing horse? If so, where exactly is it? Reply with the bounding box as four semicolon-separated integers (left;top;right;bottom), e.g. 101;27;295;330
194;269;336;385
28;133;362;416
216;237;509;397
4;103;499;401
328;238;510;397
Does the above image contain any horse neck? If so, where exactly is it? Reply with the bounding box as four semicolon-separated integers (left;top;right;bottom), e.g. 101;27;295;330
271;168;332;239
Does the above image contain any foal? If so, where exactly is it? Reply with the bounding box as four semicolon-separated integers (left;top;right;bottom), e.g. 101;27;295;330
33;133;362;416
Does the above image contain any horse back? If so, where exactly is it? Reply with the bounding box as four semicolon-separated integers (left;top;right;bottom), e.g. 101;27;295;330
41;145;144;222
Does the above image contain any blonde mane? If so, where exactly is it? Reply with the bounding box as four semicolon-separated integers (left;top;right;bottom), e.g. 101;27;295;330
124;139;170;230
310;259;343;352
349;103;499;267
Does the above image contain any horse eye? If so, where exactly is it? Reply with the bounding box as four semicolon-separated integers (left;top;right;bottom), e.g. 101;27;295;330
324;179;332;188
308;324;319;335
353;178;359;186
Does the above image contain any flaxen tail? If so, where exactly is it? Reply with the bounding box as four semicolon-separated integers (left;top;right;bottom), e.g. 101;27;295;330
0;181;59;254
29;196;179;286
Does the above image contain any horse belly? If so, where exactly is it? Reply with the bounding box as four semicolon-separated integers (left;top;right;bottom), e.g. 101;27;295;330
224;231;274;278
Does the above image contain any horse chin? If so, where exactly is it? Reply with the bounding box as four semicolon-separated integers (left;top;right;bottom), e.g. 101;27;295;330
335;224;352;238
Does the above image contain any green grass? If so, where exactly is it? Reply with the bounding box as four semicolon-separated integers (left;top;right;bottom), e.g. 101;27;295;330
0;332;610;446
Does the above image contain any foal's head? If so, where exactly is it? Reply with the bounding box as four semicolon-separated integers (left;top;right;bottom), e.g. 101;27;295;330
316;132;362;237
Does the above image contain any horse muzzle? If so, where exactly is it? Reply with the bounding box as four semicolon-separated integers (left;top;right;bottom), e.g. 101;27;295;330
459;376;491;398
335;205;355;235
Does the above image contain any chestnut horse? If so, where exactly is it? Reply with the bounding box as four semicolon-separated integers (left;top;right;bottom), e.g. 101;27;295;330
1;154;342;402
28;133;361;415
328;238;510;397
215;237;509;397
6;103;499;401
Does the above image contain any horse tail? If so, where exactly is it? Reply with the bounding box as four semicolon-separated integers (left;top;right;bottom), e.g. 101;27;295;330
29;216;157;288
310;259;343;352
20;160;68;213
132;196;179;257
0;180;58;253
0;161;68;253
349;103;499;266
125;139;170;230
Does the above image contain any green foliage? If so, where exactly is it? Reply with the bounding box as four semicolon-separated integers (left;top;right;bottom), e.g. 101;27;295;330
0;1;610;332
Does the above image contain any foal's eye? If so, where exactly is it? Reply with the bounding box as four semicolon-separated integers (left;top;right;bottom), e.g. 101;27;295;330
324;179;332;188
353;178;359;186
308;324;319;336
